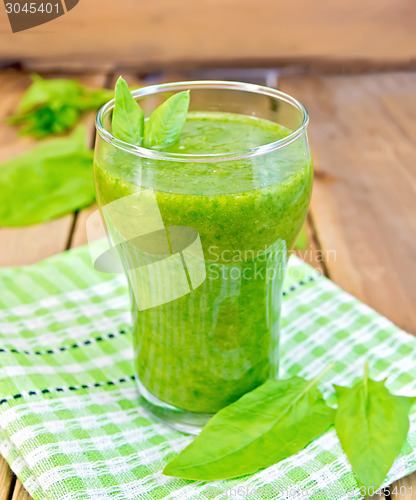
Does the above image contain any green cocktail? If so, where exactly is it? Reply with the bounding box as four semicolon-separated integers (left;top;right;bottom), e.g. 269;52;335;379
94;82;312;432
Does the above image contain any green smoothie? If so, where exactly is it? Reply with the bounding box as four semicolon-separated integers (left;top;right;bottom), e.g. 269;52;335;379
94;111;312;413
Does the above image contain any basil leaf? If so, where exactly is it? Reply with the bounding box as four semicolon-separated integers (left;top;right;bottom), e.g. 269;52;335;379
163;375;334;480
144;90;190;149
111;76;144;144
0;127;95;226
335;364;416;491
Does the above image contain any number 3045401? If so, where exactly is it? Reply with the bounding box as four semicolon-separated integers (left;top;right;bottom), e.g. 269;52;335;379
383;485;413;497
5;2;60;14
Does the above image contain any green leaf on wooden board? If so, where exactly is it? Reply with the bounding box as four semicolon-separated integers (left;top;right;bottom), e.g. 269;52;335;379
7;74;113;138
0;126;95;227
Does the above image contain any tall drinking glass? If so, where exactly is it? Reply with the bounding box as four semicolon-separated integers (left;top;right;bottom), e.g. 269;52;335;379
94;81;312;433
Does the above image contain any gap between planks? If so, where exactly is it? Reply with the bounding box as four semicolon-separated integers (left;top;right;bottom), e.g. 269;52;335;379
0;70;111;267
70;68;327;278
389;472;416;499
279;71;416;497
2;68;414;499
280;71;416;335
0;66;112;500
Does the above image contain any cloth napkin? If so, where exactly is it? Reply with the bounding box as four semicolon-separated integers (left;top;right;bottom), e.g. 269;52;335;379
0;245;415;500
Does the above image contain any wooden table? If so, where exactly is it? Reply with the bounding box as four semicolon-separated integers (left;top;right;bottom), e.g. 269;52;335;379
0;67;415;499
1;0;416;72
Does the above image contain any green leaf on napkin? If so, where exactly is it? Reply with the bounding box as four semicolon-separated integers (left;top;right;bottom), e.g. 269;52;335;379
0;126;95;226
334;362;416;492
111;76;144;144
8;74;113;138
163;372;334;480
144;90;190;149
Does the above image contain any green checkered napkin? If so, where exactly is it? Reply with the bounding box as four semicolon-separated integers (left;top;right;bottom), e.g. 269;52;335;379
0;245;415;500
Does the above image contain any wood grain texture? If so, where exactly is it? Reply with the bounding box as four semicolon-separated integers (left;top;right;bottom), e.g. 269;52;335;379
1;67;415;498
0;0;416;71
11;480;32;500
0;456;14;500
390;472;416;499
69;72;146;250
70;203;98;248
366;494;386;500
0;69;108;499
0;70;108;267
0;69;72;267
280;72;416;334
0;218;73;266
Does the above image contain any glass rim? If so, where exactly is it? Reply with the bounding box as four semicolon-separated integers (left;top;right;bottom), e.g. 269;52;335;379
95;80;309;163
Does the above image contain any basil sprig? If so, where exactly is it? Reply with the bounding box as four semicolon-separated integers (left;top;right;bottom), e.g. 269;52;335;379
111;76;190;149
164;362;415;490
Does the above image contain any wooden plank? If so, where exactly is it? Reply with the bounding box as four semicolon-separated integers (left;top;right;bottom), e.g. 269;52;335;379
26;68;416;500
0;0;416;72
11;480;31;500
0;73;54;500
390;472;416;499
280;72;416;335
70;203;98;248
70;72;139;249
0;69;109;500
70;69;325;279
0;456;14;500
0;70;72;268
73;67;272;251
366;493;386;500
70;69;283;249
0;70;108;267
281;70;416;497
0;71;73;266
0;219;73;267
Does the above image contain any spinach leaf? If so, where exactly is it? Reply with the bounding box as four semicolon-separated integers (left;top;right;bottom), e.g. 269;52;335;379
144;90;190;149
14;74;83;115
8;74;113;138
11;106;81;138
111;76;144;144
0;127;95;226
163;372;334;480
335;363;416;492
